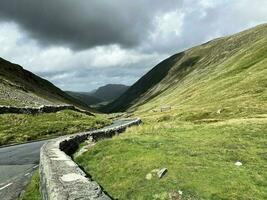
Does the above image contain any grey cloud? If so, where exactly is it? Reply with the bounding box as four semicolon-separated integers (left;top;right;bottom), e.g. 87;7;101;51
0;0;179;50
40;68;135;92
38;56;161;91
1;0;267;92
141;0;267;55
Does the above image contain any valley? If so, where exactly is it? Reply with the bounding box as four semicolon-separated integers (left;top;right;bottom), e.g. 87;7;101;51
0;16;266;200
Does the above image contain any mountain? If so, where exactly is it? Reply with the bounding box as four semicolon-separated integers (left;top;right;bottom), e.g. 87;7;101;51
93;84;129;102
104;23;267;117
0;57;90;109
65;91;102;106
67;84;129;106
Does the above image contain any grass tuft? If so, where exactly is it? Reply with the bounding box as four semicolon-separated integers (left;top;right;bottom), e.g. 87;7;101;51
18;171;41;200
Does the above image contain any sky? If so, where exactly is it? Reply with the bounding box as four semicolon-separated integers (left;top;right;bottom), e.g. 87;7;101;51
0;0;267;91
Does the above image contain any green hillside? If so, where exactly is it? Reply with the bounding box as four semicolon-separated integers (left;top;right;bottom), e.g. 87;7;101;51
0;57;90;109
93;84;129;102
76;24;267;200
66;91;103;106
66;84;129;106
106;23;267;118
0;58;112;146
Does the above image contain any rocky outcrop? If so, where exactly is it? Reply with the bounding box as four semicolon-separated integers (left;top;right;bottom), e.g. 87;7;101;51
39;118;141;200
0;105;93;116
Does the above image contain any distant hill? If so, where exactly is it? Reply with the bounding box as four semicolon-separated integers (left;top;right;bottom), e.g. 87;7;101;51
67;84;129;106
65;91;102;106
93;84;129;102
0;57;91;110
104;23;267;116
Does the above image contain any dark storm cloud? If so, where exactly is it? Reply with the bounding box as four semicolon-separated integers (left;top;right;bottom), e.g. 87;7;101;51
0;0;178;50
2;0;267;91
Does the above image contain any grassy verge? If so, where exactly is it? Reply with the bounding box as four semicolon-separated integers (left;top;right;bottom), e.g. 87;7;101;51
75;115;267;200
0;110;110;146
18;171;41;200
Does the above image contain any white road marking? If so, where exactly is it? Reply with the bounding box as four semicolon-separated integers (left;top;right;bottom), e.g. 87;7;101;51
24;173;30;176
0;183;13;191
33;165;39;169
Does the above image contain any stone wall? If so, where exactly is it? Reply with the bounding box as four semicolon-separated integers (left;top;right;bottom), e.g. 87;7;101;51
0;105;93;116
39;118;141;200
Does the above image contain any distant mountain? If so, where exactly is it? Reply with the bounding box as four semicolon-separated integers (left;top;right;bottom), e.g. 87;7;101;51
104;23;267;115
67;84;129;106
65;91;102;106
93;84;129;102
0;57;91;110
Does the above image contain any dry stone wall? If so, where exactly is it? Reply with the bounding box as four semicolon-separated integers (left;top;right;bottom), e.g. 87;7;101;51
0;105;93;115
39;118;141;200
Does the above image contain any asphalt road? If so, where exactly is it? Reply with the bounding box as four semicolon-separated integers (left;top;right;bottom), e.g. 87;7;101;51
0;119;135;200
0;140;46;200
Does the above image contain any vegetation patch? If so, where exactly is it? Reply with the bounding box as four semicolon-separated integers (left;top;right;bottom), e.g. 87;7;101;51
75;25;267;199
0;110;110;146
75;117;267;200
18;170;41;200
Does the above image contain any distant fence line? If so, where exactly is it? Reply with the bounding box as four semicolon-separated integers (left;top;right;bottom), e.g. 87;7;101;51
160;106;172;112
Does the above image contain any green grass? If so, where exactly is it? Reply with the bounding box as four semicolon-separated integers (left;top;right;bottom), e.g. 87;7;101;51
131;34;267;119
75;116;267;200
18;170;41;200
75;24;267;199
0;110;110;146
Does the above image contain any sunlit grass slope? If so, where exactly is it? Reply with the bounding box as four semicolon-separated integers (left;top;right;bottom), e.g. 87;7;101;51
0;110;110;146
76;24;267;200
76;117;267;200
106;23;267;117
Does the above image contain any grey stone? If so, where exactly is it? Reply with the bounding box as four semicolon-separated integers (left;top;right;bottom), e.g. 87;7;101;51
157;168;168;178
235;161;242;166
216;108;223;114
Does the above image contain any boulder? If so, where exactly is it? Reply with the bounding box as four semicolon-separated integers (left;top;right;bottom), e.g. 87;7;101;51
157;168;167;178
235;161;242;166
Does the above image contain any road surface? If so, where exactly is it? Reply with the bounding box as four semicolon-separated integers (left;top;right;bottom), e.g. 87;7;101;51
0;140;46;200
0;119;135;200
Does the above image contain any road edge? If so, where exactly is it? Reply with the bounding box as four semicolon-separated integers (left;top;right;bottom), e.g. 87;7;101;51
39;118;141;200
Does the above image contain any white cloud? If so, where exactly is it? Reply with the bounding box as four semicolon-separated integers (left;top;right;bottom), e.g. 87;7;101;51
78;45;160;69
198;0;220;8
150;10;184;41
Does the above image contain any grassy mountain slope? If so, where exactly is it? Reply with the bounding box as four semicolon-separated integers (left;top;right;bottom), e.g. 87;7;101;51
67;84;129;106
66;91;102;106
0;57;90;109
93;84;129;102
76;24;267;200
106;23;267;118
